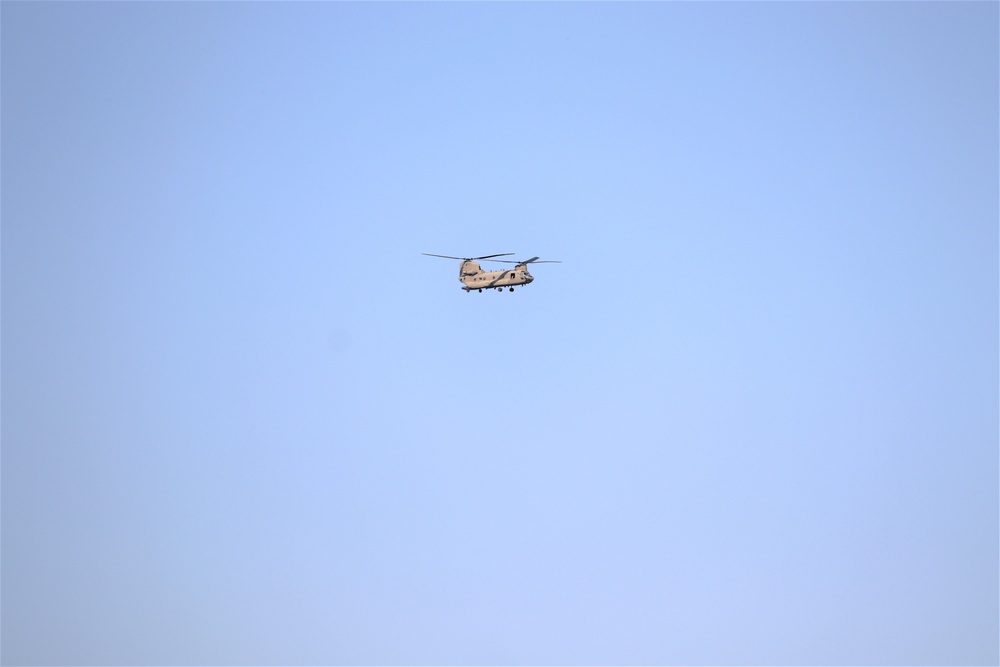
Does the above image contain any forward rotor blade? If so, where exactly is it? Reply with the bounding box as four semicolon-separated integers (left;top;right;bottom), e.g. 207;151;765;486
422;253;466;260
471;253;515;260
486;257;561;264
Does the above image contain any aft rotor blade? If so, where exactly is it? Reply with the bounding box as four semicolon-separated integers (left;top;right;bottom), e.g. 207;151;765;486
422;252;515;261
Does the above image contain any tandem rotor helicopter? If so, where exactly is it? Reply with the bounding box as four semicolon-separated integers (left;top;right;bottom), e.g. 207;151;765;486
422;252;561;292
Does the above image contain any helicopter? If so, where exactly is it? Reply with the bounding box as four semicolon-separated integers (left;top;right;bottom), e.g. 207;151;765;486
422;252;561;292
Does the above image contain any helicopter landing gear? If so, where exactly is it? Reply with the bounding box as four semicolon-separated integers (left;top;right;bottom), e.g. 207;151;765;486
509;287;514;292
478;288;482;293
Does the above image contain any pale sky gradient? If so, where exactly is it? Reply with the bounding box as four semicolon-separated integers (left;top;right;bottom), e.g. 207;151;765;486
3;2;998;665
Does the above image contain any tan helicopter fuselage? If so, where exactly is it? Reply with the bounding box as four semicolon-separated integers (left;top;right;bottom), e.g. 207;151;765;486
458;260;533;291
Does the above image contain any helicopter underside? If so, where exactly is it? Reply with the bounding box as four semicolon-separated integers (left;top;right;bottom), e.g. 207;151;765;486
461;273;533;292
463;284;525;292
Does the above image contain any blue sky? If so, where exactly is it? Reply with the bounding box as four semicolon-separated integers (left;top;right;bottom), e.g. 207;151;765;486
2;2;997;665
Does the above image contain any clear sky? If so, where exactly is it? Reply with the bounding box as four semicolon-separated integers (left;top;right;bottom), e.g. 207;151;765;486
2;2;997;665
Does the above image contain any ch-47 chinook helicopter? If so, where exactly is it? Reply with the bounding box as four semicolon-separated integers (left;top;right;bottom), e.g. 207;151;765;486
422;252;561;292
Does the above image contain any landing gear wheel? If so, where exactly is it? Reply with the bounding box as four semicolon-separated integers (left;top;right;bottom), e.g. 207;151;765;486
509;287;514;292
478;289;482;293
